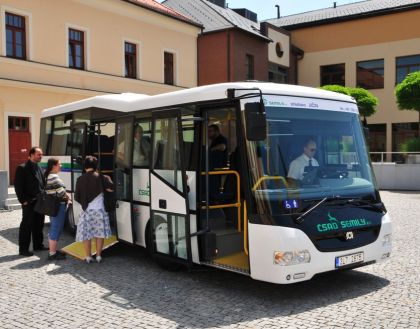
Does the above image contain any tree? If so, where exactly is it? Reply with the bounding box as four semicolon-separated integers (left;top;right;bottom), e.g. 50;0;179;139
320;84;350;96
320;85;378;125
395;71;420;137
347;88;378;125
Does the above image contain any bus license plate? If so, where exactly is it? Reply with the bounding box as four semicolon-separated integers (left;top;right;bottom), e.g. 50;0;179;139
335;252;364;268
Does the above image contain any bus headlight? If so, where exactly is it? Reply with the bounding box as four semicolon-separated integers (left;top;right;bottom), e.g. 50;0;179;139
382;234;392;246
274;250;311;266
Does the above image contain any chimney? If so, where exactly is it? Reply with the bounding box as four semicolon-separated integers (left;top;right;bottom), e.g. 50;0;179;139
334;2;337;8
232;8;258;23
275;5;280;18
207;0;226;8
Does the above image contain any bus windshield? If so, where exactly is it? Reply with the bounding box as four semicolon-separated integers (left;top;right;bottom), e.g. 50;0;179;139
245;100;378;217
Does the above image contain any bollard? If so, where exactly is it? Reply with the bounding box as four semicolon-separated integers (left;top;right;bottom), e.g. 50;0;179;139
0;171;8;209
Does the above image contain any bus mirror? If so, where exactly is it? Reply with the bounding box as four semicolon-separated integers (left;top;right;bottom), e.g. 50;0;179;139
245;102;267;141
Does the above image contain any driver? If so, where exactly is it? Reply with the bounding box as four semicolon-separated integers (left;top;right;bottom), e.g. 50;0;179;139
287;139;319;183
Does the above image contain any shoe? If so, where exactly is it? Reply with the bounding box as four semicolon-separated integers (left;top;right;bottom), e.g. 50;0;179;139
48;252;66;260
85;256;93;263
19;251;34;257
34;246;49;251
96;256;102;263
57;250;67;256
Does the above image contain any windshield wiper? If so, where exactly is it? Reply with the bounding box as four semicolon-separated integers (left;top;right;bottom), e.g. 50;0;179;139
294;196;385;224
295;196;330;224
342;198;386;214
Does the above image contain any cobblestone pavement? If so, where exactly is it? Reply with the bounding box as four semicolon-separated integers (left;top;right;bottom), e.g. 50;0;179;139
0;191;419;329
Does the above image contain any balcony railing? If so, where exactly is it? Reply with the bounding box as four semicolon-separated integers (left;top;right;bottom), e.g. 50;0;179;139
370;152;420;163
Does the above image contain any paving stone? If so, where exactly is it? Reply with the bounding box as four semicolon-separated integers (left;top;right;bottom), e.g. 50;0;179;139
0;191;419;328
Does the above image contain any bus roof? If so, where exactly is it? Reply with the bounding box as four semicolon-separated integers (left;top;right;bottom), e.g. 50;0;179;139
41;82;356;118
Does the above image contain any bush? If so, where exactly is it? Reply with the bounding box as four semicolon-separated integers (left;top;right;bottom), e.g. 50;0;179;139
399;137;420;152
395;71;420;111
320;85;350;95
348;87;378;118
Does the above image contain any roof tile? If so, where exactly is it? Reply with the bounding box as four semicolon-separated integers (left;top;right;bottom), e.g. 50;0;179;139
125;0;200;26
266;0;420;28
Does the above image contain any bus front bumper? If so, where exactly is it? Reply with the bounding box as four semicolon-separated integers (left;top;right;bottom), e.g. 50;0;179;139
248;213;392;284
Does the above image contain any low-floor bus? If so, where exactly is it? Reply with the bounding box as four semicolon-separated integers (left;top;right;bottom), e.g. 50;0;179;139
40;82;392;284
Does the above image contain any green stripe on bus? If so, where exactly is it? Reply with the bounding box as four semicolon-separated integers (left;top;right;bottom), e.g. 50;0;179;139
40;162;73;170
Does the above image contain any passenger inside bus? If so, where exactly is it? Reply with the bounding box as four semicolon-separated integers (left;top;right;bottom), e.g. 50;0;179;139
133;125;151;167
208;124;228;170
207;124;229;200
287;138;319;186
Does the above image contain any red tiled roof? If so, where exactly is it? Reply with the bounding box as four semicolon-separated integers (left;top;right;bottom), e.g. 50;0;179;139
123;0;202;27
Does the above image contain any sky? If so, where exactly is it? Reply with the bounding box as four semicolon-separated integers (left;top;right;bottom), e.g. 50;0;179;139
160;0;367;20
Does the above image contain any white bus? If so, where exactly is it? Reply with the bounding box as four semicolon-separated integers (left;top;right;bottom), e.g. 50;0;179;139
40;82;392;284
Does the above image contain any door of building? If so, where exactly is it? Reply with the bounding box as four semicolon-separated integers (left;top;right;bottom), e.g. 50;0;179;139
8;116;31;185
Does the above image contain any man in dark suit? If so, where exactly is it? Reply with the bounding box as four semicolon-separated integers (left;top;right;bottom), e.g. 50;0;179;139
14;146;46;256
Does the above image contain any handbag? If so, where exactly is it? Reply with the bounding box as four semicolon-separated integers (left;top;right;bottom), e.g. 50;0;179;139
100;174;117;213
34;190;60;217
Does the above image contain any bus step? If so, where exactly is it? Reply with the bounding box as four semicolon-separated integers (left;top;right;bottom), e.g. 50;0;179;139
214;229;243;257
200;208;227;230
201;260;250;275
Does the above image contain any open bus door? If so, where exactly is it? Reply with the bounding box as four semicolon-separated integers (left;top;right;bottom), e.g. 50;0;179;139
114;116;135;243
67;122;87;232
149;109;192;265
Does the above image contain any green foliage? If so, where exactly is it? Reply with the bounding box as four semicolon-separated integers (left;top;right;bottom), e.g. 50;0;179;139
348;87;378;118
395;71;420;112
400;137;420;152
320;85;378;119
320;85;350;95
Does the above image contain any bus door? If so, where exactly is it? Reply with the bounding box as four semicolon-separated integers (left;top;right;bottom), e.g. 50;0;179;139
70;122;87;191
69;122;87;229
114;116;135;243
150;110;192;264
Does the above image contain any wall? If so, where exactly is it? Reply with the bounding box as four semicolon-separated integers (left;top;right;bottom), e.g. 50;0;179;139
198;31;228;85
267;26;290;67
230;30;268;82
289;9;420;154
373;163;420;190
0;0;200;180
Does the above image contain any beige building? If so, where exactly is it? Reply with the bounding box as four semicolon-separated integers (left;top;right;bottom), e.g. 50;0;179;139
268;0;420;161
0;0;200;183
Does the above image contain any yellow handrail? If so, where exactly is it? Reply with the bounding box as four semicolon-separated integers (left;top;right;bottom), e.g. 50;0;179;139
252;175;288;191
201;170;242;232
244;201;248;255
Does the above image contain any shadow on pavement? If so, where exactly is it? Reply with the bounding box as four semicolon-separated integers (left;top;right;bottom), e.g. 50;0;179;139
0;226;390;328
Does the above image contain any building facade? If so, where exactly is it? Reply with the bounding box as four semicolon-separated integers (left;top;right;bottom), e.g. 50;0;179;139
268;0;420;160
164;0;270;85
0;0;200;183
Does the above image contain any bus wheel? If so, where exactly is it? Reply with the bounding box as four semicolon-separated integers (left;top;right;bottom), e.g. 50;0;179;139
65;204;77;236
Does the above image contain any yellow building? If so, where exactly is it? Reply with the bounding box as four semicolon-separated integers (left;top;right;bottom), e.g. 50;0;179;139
0;0;200;183
268;0;420;161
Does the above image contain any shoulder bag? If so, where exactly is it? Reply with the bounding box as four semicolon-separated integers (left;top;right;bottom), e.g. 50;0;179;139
100;174;117;213
34;190;60;217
